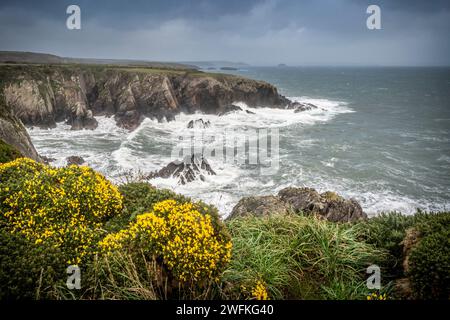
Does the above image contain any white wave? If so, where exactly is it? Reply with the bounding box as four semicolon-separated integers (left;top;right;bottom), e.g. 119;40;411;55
26;98;449;218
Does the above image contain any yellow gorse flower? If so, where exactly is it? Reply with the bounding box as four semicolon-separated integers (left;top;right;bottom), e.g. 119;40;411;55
251;280;270;300
0;158;123;264
367;292;387;300
99;199;232;283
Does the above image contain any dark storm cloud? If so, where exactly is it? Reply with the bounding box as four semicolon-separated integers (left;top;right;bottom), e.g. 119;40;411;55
0;0;449;66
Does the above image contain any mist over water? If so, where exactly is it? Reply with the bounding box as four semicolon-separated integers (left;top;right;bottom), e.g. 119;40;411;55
28;67;450;217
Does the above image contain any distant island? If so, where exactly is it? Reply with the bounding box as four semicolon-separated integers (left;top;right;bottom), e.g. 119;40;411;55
220;67;239;71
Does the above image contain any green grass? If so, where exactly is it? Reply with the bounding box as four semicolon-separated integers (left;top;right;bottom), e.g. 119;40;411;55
222;214;387;300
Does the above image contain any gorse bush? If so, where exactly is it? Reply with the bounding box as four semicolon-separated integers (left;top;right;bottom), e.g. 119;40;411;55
0;228;66;299
116;182;227;242
0;158;123;264
408;212;450;299
99;199;232;284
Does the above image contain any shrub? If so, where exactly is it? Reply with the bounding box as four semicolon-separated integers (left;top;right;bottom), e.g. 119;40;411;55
0;229;66;299
408;213;450;299
99;200;232;288
116;182;227;240
0;158;123;265
0;139;22;163
354;212;416;278
224;214;385;300
356;211;450;299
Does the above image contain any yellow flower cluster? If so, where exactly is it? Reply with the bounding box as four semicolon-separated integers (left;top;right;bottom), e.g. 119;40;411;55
251;280;270;300
0;158;123;264
367;292;387;300
99;199;232;283
240;280;270;300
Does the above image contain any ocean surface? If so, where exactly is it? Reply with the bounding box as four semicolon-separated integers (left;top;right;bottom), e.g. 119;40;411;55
28;67;450;217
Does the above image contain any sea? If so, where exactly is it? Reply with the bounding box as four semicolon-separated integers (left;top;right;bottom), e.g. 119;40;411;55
28;67;450;218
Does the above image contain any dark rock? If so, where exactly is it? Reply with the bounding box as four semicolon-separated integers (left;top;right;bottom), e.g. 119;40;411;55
218;104;243;116
245;110;256;114
278;187;367;222
294;103;317;113
286;102;318;112
66;156;85;166
229;195;292;219
187;118;211;129
148;154;216;185
41;155;56;164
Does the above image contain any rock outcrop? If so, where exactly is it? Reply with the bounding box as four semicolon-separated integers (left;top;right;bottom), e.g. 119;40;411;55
286;101;318;113
0;65;299;131
0;97;41;162
66;156;85;166
187;119;211;129
278;187;366;222
147;154;216;185
229;187;367;222
228;196;292;219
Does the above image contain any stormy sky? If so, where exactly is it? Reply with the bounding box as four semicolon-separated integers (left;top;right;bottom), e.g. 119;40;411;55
1;0;449;66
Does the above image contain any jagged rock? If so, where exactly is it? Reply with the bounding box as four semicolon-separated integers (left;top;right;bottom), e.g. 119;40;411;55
66;156;85;166
187;119;211;129
245;110;256;114
294;103;317;112
278;187;366;222
148;154;216;185
286;101;318;112
41;155;56;164
229;195;292;219
229;187;366;222
217;104;243;116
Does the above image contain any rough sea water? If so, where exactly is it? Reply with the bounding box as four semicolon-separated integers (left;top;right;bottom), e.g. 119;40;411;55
28;67;450;218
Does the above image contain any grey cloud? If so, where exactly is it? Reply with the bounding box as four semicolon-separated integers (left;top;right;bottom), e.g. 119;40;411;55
0;0;449;66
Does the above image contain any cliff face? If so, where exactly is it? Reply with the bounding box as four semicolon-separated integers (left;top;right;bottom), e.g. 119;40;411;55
0;65;292;131
0;97;41;161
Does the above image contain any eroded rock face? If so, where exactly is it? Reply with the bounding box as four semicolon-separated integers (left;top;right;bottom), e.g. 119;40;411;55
229;187;367;222
1;65;299;131
0;98;41;162
229;195;292;219
147;154;216;185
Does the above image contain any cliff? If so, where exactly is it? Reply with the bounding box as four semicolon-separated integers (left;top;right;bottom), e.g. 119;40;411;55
0;96;41;161
0;64;294;131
